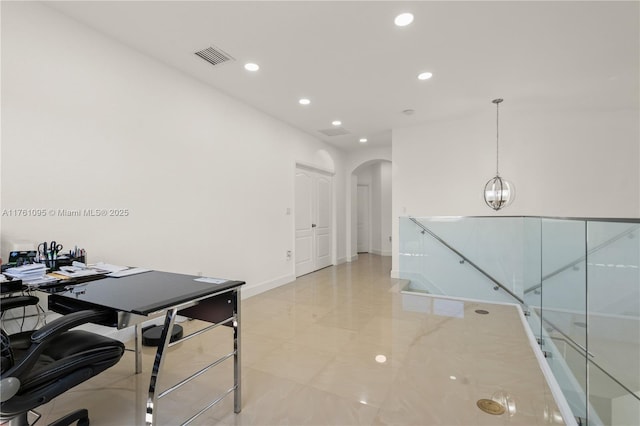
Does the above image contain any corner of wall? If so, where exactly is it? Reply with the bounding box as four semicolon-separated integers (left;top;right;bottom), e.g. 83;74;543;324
241;273;296;299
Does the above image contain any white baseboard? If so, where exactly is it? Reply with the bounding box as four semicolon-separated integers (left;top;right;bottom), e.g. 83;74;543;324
241;273;296;299
371;249;392;257
336;256;348;265
348;254;359;262
390;269;399;279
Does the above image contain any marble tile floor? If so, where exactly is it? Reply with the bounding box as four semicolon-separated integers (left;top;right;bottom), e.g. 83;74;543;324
31;254;565;425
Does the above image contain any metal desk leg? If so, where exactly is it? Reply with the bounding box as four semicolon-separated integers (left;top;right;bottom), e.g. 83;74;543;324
135;323;143;374
145;307;178;426
234;289;241;413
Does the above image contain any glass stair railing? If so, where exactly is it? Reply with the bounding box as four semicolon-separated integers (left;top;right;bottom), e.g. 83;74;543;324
524;223;638;297
398;216;640;426
399;216;525;304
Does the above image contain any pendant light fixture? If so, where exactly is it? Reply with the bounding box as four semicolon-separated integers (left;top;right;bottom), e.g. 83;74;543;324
483;98;515;210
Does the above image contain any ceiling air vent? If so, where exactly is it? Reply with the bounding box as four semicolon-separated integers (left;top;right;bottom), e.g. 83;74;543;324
195;46;234;67
318;127;350;137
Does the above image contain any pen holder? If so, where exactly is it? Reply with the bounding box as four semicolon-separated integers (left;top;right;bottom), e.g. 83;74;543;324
47;258;58;271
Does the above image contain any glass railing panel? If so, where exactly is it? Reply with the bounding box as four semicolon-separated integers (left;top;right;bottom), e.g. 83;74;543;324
398;216;428;290
523;217;542;340
398;217;519;304
540;218;588;422
416;216;526;300
587;221;640;418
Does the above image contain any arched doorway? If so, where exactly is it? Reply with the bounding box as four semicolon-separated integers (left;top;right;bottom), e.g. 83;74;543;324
350;159;392;260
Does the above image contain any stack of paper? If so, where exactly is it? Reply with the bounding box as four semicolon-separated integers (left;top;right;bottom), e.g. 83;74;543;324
4;264;47;280
4;264;57;285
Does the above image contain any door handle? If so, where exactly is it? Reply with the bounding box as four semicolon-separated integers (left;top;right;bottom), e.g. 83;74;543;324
311;224;317;228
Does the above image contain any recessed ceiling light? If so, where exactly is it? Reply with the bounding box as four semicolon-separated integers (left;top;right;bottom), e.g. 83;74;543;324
418;72;433;80
394;13;414;27
299;98;311;105
359;138;368;143
332;120;342;126
244;63;259;71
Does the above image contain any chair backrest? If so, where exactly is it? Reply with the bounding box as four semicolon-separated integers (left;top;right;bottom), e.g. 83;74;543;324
0;296;38;374
0;329;14;373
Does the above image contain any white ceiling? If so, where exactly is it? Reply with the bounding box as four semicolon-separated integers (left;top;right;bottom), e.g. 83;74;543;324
46;1;639;152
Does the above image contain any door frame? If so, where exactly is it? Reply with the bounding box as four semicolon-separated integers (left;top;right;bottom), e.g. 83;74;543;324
356;184;371;253
294;162;335;276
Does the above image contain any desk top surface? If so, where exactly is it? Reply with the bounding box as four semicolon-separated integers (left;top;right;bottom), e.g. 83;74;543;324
50;270;244;315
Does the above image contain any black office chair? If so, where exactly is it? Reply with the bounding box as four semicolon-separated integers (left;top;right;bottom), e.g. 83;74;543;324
1;296;125;426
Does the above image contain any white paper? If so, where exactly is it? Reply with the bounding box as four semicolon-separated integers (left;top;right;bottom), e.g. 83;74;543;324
194;277;227;284
107;267;151;278
92;262;129;273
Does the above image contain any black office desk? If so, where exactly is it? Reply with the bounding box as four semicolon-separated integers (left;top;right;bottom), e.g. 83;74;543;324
48;271;244;426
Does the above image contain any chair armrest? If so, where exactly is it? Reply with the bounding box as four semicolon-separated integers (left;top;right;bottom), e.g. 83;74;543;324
30;310;110;344
0;296;39;313
3;309;111;381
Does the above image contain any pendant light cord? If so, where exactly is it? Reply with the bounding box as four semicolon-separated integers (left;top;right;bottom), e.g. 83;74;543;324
492;98;503;177
496;100;499;176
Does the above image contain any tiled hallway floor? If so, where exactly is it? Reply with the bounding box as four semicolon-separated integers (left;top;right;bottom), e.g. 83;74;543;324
35;254;565;425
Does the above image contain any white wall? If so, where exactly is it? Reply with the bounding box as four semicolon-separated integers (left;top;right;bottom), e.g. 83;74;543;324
368;161;392;256
379;161;392;256
392;106;640;275
0;2;347;297
371;165;382;254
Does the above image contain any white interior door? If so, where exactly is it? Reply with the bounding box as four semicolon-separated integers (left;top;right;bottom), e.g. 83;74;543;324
357;184;370;253
295;170;314;276
295;167;333;276
315;175;332;270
